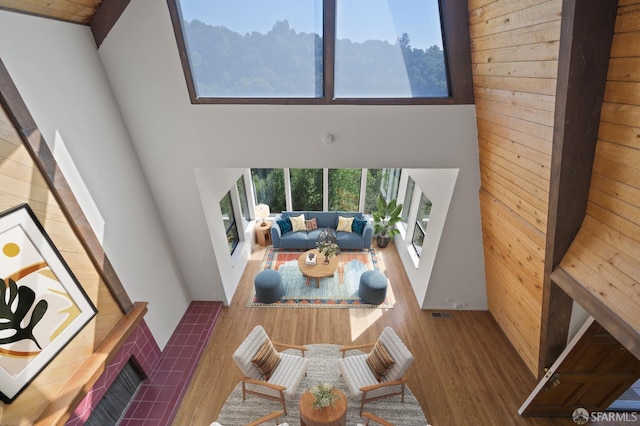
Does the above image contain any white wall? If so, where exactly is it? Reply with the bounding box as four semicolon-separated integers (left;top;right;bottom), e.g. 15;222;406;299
0;11;191;348
96;0;487;308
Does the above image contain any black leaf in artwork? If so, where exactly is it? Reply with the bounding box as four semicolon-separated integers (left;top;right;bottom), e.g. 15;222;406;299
0;278;48;349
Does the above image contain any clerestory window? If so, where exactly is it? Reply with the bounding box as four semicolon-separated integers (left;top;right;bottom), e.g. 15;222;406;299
168;0;473;104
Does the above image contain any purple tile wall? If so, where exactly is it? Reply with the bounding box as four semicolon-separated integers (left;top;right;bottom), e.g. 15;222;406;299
67;301;222;426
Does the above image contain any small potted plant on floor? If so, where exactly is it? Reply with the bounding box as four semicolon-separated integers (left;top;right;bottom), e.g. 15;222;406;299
372;195;403;248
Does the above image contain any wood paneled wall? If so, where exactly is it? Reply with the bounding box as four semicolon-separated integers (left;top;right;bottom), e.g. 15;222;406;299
469;0;562;375
0;0;100;24
0;104;124;424
559;0;640;347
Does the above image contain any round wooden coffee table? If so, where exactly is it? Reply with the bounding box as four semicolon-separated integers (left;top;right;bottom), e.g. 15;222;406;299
298;249;338;288
299;388;347;426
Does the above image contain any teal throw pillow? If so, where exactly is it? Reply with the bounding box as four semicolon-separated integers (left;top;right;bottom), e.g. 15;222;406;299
277;218;292;234
352;217;367;235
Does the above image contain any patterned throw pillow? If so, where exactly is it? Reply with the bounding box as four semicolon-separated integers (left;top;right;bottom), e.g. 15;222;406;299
352;217;367;235
252;340;281;380
277;218;292;234
290;214;307;232
305;217;318;231
337;216;354;232
366;341;395;381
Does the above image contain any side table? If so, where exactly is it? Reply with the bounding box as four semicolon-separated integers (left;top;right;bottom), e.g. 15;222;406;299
299;389;347;426
255;221;272;246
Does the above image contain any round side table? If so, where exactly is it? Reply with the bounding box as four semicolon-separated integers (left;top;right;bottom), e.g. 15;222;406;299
299;388;347;426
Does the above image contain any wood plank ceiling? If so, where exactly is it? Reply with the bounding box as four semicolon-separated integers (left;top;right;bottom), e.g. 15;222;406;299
0;0;102;24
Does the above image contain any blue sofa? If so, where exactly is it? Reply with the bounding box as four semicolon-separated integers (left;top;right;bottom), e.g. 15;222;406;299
271;211;373;250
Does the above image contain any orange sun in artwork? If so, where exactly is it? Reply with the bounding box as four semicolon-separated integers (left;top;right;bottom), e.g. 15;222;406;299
3;242;20;257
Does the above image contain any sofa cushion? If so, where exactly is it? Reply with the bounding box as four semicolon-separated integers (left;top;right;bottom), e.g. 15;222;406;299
277;217;292;234
290;214;306;232
305;218;318;231
306;211;337;228
280;231;309;249
352;217;367;235
337;216;354;232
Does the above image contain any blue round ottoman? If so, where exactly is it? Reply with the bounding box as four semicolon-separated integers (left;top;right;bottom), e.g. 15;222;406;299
254;269;284;304
359;270;388;305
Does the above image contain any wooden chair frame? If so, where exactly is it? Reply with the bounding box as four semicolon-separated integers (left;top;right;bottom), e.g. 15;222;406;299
239;341;307;416
340;340;409;415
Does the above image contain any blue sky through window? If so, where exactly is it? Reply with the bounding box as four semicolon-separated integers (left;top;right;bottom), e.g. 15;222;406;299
178;0;444;49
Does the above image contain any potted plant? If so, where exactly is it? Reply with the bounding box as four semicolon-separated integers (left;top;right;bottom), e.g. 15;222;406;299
316;240;340;264
309;382;340;409
372;195;403;248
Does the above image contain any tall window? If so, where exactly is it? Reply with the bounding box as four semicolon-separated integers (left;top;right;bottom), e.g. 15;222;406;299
412;192;432;256
401;176;415;229
290;168;323;211
252;168;286;213
328;168;361;211
236;176;250;227
220;191;239;254
364;168;400;214
169;0;468;104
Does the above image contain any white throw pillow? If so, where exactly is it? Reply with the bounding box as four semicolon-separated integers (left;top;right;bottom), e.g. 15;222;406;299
290;214;307;232
337;216;354;232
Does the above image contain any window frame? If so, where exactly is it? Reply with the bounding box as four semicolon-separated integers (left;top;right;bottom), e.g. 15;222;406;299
220;191;240;254
167;0;473;105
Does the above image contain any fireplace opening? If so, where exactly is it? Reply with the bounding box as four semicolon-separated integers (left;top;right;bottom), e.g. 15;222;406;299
85;358;146;425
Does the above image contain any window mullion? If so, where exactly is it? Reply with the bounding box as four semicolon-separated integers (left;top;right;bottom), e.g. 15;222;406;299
324;0;336;102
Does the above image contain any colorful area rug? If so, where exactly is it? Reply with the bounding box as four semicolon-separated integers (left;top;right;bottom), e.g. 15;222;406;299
247;248;395;308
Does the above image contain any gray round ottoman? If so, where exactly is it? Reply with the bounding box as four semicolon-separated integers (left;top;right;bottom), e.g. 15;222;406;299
254;269;284;304
359;270;388;305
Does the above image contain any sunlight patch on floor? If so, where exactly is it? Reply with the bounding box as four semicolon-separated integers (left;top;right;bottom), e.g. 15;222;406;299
349;308;384;341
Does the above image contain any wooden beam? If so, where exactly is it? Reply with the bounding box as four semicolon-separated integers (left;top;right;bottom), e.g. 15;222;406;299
551;268;640;362
538;0;618;379
90;0;131;48
0;57;134;313
34;302;148;426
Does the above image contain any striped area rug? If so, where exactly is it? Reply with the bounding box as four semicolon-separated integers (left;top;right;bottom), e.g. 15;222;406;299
247;248;395;308
216;344;429;425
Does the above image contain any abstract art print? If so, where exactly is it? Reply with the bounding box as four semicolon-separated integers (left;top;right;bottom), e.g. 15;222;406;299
0;204;97;403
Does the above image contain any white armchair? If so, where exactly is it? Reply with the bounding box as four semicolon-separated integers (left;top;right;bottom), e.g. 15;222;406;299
232;325;309;415
338;327;414;415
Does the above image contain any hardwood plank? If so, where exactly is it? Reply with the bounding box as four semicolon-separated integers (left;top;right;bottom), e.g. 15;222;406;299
473;60;558;79
607;57;640;82
173;244;573;426
472;75;557;96
598;121;640;149
476;96;554;127
480;156;549;206
469;1;562;38
469;0;550;25
477;115;553;157
471;20;561;52
478;142;550;192
600;102;640;127
615;3;640;33
474;86;556;112
472;41;559;65
611;32;640;57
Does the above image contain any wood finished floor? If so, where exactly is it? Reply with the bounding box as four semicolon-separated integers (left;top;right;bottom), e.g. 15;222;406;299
173;244;574;426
